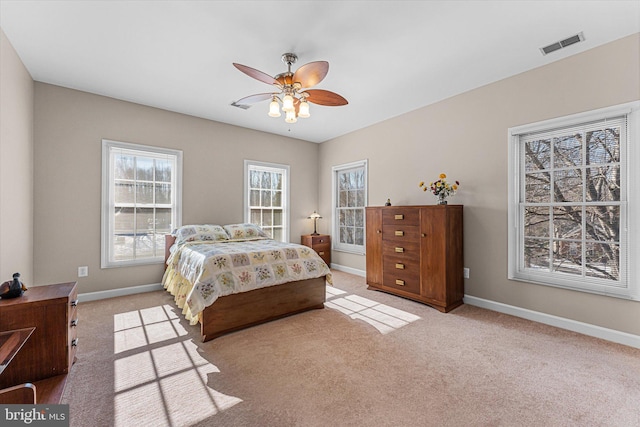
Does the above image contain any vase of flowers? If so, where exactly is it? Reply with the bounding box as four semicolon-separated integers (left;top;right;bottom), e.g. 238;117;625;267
419;173;460;205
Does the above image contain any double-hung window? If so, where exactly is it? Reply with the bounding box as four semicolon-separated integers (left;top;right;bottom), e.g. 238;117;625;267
332;160;368;253
102;140;182;267
244;160;289;242
508;102;639;300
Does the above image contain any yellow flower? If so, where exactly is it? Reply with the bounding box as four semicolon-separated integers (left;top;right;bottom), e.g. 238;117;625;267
439;173;447;179
436;182;441;187
419;181;424;187
423;187;427;192
452;184;458;190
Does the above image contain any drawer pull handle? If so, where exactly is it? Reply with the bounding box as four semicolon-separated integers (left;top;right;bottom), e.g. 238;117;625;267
319;239;324;243
394;214;404;220
71;338;79;347
395;263;405;270
395;247;404;253
319;251;325;256
70;299;79;307
70;319;79;327
395;230;404;236
395;279;405;286
421;233;426;237
377;230;382;234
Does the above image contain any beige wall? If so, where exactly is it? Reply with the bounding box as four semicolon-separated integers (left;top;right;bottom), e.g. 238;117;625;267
319;34;640;335
0;29;34;284
33;83;320;293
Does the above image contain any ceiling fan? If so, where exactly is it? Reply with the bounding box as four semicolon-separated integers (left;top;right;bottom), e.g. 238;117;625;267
232;53;348;123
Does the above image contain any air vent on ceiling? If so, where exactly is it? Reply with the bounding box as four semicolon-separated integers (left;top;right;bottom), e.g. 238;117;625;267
231;101;251;110
540;32;585;56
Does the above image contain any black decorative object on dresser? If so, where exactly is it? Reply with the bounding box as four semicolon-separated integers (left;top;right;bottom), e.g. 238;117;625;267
366;205;463;312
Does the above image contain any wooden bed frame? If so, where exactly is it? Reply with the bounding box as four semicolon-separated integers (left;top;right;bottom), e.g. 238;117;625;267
164;235;326;342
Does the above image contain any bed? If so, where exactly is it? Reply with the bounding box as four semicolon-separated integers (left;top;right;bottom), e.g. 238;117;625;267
162;224;331;342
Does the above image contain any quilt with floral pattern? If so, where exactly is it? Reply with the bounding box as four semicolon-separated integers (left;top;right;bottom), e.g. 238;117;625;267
165;239;332;319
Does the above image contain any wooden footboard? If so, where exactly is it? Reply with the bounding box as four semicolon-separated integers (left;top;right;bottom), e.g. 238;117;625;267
200;276;326;342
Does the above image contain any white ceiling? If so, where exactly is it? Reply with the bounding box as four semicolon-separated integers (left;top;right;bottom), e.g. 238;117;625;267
1;1;639;143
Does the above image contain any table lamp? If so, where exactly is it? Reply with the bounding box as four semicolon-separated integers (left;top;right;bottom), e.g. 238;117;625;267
308;211;322;235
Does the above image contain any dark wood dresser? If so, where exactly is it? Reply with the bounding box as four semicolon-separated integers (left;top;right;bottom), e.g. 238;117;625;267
365;205;463;312
301;234;331;266
0;282;78;403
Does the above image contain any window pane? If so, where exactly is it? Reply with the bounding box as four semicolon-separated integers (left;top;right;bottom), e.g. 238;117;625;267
553;241;582;276
136;183;154;204
263;210;273;226
114;155;135;180
553;134;582;169
585;206;619;242
156;208;172;233
524;239;549;270
553;169;582;203
354;227;364;246
553;206;582;240
347;190;356;207
250;189;260;206
585;243;619;280
273;209;283;226
356;190;365;207
136;157;154;181
250;209;261;225
586;166;620;202
339;190;348;207
345;209;355;226
524;206;549;237
250;170;260;188
261;171;271;189
339;210;346;226
272;172;281;190
586;128;620;164
525;139;551;171
135;234;155;258
340;227;353;244
339;172;349;190
525;173;550;203
114;207;134;235
156;158;172;182
115;182;135;204
355;209;364;227
114;235;134;260
272;190;282;207
261;190;272;207
136;208;155;233
272;228;283;242
155;183;171;204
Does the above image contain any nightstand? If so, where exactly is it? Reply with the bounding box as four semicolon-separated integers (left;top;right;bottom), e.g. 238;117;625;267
301;234;331;266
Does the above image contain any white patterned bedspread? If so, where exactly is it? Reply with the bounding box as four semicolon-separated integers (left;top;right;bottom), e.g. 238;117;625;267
166;239;331;318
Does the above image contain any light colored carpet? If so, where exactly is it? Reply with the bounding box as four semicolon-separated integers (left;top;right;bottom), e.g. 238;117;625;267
63;270;640;426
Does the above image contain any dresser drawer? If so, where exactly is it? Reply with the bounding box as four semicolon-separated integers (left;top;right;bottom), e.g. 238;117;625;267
309;235;330;246
382;225;420;242
382;208;419;225
383;269;420;294
382;240;420;260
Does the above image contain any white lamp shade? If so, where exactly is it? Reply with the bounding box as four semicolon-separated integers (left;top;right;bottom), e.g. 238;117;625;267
285;110;297;123
282;94;294;112
268;99;281;117
298;100;310;118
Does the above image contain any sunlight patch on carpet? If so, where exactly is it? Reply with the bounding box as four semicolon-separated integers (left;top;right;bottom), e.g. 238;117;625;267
112;304;243;426
325;287;421;334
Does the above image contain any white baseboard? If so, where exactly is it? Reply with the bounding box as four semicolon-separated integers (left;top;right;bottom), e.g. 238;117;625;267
78;282;163;302
464;295;640;349
330;263;366;277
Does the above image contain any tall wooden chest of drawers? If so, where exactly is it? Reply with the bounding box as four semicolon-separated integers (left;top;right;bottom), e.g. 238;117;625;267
365;206;463;312
0;282;78;389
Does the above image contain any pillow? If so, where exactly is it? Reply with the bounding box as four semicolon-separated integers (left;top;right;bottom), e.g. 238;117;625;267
223;223;270;241
174;224;229;244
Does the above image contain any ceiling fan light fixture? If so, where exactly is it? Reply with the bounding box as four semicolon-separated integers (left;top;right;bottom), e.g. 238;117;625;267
298;100;310;118
285;110;297;123
282;94;294;112
268;97;281;117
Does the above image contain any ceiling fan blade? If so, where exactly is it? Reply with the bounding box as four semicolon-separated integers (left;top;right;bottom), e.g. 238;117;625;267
233;63;279;86
293;61;329;88
234;93;274;105
304;89;348;106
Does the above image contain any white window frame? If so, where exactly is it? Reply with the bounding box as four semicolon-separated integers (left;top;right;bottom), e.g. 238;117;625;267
332;160;368;254
243;160;290;242
101;139;182;268
508;102;640;300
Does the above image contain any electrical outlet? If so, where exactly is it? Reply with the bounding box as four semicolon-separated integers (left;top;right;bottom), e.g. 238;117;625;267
463;268;470;279
78;266;88;277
